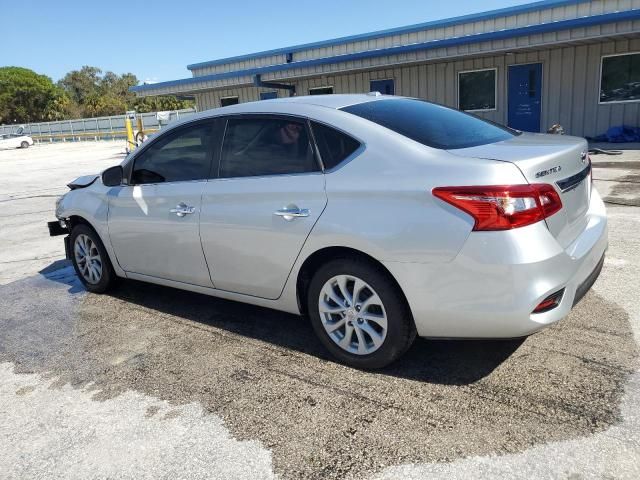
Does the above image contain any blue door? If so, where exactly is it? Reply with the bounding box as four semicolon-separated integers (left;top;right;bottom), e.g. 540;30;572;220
508;63;542;132
260;91;278;100
370;79;395;95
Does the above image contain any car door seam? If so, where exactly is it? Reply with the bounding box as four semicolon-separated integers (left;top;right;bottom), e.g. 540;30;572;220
197;185;216;288
275;174;329;300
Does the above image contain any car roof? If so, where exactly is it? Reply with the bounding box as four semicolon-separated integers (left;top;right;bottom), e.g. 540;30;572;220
258;93;389;109
170;93;401;129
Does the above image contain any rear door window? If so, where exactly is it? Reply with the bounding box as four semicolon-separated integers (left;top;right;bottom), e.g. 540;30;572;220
219;117;319;178
310;121;361;170
341;98;515;149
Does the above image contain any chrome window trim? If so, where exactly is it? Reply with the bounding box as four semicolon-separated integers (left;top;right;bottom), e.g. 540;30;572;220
556;164;591;193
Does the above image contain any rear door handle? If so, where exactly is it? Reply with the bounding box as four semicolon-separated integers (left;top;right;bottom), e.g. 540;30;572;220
274;206;310;221
170;202;196;217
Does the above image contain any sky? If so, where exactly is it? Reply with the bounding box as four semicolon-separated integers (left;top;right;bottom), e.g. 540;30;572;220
2;0;533;84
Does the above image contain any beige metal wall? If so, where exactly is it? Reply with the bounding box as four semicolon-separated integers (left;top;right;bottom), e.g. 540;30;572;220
190;0;640;77
141;17;640;98
195;37;640;138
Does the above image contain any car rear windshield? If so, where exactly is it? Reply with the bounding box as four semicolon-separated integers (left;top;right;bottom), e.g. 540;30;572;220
340;98;515;150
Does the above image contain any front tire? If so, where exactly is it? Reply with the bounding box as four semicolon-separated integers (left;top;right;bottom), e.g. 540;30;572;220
69;224;116;293
20;141;29;148
307;258;416;369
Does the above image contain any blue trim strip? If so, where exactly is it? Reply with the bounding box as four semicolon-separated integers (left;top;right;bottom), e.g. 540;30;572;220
186;0;590;70
132;9;640;93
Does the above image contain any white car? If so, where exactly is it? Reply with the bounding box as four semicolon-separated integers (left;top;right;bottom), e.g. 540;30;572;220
0;133;34;149
49;94;607;369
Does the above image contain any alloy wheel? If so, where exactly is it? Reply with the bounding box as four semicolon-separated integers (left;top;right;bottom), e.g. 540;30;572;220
318;274;388;355
74;233;103;284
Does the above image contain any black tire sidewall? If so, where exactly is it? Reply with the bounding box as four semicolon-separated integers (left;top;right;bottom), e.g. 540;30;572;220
69;224;115;293
307;258;415;369
20;142;29;148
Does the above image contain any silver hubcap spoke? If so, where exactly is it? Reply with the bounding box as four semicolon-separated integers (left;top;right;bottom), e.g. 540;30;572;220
74;234;102;285
318;274;388;356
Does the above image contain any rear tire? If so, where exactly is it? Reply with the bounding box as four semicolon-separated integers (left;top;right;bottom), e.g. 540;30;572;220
307;258;416;369
20;141;29;148
69;224;116;293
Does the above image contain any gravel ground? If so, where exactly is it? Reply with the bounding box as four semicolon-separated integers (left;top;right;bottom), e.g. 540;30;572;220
0;141;638;479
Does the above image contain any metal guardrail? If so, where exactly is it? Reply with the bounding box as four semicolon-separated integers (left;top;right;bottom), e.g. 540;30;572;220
0;108;197;142
28;130;159;142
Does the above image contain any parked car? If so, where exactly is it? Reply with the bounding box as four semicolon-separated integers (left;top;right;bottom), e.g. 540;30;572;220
0;133;33;149
49;94;607;369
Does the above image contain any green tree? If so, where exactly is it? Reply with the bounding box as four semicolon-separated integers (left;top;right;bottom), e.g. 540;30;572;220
133;95;194;113
43;90;74;121
57;66;102;105
0;65;194;123
0;67;67;124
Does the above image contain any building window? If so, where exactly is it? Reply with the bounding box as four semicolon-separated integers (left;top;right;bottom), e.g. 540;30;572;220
370;79;395;95
260;91;278;100
220;96;239;107
600;53;640;103
458;69;497;112
309;86;333;95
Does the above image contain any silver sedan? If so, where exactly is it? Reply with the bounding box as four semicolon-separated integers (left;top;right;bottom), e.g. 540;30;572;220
50;94;607;369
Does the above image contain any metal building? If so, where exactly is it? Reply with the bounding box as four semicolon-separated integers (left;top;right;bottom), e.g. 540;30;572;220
131;0;640;137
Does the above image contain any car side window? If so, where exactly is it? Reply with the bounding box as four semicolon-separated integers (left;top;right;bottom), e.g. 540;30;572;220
132;122;214;184
219;117;319;178
310;121;361;170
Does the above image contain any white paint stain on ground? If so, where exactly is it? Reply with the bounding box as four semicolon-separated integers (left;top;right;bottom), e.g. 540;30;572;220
0;363;276;480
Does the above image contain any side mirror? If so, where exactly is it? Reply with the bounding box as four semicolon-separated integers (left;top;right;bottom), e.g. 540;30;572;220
102;166;123;187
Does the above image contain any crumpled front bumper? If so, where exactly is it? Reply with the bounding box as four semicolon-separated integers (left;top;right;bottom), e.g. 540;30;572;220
47;219;71;260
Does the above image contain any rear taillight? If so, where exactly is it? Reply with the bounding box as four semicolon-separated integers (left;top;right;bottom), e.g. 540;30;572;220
432;184;562;231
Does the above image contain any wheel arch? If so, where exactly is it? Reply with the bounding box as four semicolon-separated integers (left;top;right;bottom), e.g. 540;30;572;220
67;214;101;235
66;214;124;277
295;246;413;321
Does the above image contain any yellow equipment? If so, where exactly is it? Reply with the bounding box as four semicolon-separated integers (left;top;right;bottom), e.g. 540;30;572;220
125;111;136;153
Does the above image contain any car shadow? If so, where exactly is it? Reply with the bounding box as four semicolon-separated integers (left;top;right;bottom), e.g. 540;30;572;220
40;263;524;385
113;278;524;385
38;259;85;294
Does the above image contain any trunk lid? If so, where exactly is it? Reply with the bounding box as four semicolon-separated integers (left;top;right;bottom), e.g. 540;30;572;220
448;133;591;248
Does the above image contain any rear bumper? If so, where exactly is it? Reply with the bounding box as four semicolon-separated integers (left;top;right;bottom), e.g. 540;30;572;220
383;188;608;338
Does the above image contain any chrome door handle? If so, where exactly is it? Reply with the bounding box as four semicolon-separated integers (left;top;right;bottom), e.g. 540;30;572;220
170;202;196;217
274;206;310;221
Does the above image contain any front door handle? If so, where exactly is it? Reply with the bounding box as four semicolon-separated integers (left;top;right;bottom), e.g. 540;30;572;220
274;206;310;221
170;202;196;217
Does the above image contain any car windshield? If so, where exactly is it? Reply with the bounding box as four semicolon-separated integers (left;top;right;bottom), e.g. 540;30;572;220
340;98;516;150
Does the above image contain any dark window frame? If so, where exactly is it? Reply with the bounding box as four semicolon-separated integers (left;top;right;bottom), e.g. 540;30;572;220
457;68;498;112
259;91;278;100
599;52;640;104
128;119;221;185
220;96;239;107
217;114;323;179
309;86;334;95
369;78;395;95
